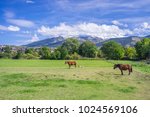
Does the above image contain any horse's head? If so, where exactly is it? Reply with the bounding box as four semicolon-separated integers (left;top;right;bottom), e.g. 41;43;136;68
113;64;119;69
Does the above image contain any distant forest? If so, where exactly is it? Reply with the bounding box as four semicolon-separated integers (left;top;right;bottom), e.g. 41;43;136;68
0;38;150;61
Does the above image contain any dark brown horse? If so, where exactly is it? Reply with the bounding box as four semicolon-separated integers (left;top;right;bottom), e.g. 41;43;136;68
65;61;77;68
114;64;132;75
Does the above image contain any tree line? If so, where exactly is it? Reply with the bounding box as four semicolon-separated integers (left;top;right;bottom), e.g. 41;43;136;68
0;38;150;60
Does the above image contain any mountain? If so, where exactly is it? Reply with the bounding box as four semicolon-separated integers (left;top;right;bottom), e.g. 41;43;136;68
24;35;148;48
145;35;150;38
24;36;103;48
25;36;65;48
96;36;143;47
77;35;103;43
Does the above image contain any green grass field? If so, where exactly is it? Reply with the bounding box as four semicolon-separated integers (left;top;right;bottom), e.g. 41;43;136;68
0;59;149;100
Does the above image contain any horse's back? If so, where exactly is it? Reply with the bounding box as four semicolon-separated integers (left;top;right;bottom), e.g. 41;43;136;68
68;61;76;65
120;64;131;70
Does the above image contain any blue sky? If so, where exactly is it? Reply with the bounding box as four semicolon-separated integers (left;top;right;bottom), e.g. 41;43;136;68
0;0;150;45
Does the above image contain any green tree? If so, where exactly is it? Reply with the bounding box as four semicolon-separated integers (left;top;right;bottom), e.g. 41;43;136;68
0;52;3;58
14;50;23;59
57;46;68;59
101;41;125;59
0;53;12;59
79;41;98;58
65;54;72;60
2;46;12;58
25;48;39;58
125;47;137;59
135;38;150;59
4;46;11;53
39;47;51;59
50;50;61;60
61;38;80;54
23;53;39;59
25;48;34;54
71;52;80;60
65;52;80;60
97;49;103;58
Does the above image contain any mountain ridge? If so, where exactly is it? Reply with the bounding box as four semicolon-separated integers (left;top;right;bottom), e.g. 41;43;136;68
24;35;149;48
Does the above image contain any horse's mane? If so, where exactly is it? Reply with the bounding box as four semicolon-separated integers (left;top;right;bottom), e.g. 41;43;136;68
115;64;121;67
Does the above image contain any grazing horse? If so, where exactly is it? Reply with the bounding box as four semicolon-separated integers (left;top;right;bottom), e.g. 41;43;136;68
65;61;77;68
114;64;132;75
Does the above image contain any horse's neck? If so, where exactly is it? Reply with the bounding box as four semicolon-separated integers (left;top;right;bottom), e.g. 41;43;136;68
118;65;122;69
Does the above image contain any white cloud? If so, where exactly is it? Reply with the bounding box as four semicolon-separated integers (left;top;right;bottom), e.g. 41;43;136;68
7;25;20;31
37;23;132;39
31;34;39;42
7;19;35;28
112;20;128;27
142;22;150;29
0;25;20;32
26;34;39;43
132;22;150;36
26;0;35;4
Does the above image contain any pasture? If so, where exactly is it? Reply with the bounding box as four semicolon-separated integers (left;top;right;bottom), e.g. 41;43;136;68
0;59;149;100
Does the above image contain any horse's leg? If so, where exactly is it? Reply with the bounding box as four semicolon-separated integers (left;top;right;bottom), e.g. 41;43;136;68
121;70;123;75
69;65;71;69
75;64;76;68
128;69;130;75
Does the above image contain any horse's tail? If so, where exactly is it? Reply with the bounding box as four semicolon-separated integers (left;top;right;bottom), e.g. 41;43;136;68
74;62;81;68
131;65;133;72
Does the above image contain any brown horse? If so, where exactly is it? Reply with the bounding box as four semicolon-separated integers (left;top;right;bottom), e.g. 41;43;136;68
65;61;77;68
114;64;132;75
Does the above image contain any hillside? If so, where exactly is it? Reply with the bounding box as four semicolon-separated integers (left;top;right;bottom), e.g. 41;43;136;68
24;36;64;48
24;36;103;48
24;35;148;48
96;36;143;47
